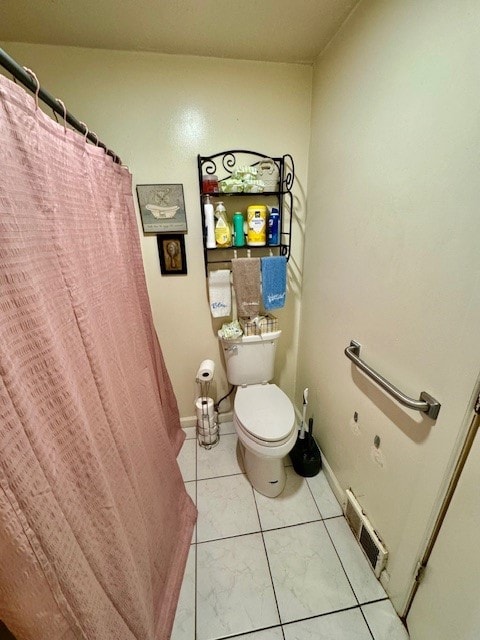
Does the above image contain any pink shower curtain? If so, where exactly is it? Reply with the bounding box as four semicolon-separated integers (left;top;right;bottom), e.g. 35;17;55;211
0;75;196;639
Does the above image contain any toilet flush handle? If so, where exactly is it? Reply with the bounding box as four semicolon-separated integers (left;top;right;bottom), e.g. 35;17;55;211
225;345;238;355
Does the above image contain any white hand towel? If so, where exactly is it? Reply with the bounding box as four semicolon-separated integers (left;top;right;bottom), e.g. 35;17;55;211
208;269;231;318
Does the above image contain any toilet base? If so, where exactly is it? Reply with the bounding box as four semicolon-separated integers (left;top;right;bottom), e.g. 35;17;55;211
240;443;287;498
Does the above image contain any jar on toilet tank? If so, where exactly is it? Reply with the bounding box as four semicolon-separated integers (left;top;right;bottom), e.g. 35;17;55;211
247;205;267;246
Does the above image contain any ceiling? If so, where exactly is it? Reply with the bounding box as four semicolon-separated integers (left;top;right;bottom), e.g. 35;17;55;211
0;0;359;64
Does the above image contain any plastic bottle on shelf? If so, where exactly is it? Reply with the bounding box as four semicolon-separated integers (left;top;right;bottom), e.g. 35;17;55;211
267;206;280;246
202;174;219;193
247;205;267;246
214;202;232;247
233;212;245;247
204;195;216;248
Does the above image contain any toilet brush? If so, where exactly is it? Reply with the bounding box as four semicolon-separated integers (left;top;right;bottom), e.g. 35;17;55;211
290;415;322;477
290;389;322;477
299;388;309;439
307;417;314;452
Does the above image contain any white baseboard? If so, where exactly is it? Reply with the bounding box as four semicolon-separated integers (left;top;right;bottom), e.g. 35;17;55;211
292;407;346;509
180;411;233;429
319;449;347;510
180;416;197;428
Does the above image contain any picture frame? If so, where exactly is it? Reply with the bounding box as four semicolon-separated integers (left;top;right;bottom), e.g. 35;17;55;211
136;183;188;234
157;234;187;275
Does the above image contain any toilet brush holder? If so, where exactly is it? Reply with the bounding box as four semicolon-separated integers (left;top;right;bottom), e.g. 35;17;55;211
289;418;322;477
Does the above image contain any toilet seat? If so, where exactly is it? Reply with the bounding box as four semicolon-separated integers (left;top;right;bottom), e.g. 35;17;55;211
234;384;295;443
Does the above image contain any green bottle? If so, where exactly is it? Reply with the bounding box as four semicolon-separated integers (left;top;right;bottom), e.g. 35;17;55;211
233;212;245;247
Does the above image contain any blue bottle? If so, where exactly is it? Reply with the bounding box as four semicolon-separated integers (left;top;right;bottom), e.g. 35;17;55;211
267;207;280;246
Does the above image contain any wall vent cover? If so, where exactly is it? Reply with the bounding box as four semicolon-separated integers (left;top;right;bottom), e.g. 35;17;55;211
344;489;388;577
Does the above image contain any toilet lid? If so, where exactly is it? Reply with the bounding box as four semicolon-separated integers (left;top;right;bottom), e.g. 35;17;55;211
235;384;294;442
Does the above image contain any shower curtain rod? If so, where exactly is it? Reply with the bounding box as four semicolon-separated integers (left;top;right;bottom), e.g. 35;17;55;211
0;47;122;165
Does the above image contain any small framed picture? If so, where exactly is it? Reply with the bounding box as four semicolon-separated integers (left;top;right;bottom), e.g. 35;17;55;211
136;183;187;234
157;234;187;275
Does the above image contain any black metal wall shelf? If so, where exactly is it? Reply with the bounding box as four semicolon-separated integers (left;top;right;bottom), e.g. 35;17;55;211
197;150;294;276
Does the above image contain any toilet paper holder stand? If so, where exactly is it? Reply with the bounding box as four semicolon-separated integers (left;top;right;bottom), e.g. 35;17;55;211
196;360;219;449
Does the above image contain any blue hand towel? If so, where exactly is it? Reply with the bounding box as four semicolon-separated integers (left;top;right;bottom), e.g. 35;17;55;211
261;256;287;310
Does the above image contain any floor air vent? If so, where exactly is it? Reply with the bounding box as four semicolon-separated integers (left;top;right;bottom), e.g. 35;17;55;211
344;489;388;577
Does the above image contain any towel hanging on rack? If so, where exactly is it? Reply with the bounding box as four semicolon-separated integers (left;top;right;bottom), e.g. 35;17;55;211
231;257;261;317
261;256;287;310
208;269;232;318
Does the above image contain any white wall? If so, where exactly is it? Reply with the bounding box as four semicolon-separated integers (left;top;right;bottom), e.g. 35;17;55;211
0;42;312;417
298;0;480;611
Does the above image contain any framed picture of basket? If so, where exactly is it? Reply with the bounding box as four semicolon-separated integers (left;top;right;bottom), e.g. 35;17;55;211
157;234;187;275
136;183;187;234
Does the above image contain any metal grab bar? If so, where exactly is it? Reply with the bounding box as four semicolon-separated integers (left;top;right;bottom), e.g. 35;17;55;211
345;341;441;419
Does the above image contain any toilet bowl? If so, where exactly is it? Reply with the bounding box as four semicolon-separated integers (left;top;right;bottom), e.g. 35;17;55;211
219;329;295;497
234;383;296;497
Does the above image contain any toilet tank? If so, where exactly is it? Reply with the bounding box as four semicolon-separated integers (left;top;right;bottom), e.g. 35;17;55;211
219;330;281;386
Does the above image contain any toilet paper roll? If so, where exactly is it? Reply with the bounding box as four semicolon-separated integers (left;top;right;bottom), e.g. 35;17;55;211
196;359;215;382
197;423;219;437
199;431;218;445
196;397;215;425
198;415;216;430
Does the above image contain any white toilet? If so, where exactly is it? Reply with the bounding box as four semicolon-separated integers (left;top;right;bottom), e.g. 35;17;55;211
219;330;296;497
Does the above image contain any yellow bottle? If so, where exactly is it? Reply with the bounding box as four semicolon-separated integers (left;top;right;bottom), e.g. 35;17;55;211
214;202;232;247
247;205;267;246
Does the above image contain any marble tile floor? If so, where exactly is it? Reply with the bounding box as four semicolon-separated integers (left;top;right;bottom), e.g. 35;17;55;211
173;423;409;640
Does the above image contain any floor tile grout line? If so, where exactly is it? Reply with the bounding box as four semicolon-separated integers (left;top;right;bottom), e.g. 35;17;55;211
304;470;388;637
195;516;332;546
209;601;386;640
212;623;284;640
189;431;397;640
302;470;385;620
322;516;388;612
193;542;198;640
272;515;365;614
322;513;346;521
303;471;346;521
194;435;253;640
195;453;285;639
359;606;376;640
280;602;376;631
264;466;377;637
196;529;263;545
251;483;286;640
303;473;326;520
196;471;247;482
359;595;401;640
320;516;370;621
359;596;389;606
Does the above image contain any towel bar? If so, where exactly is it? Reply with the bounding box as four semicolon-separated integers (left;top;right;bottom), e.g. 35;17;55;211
344;340;441;420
